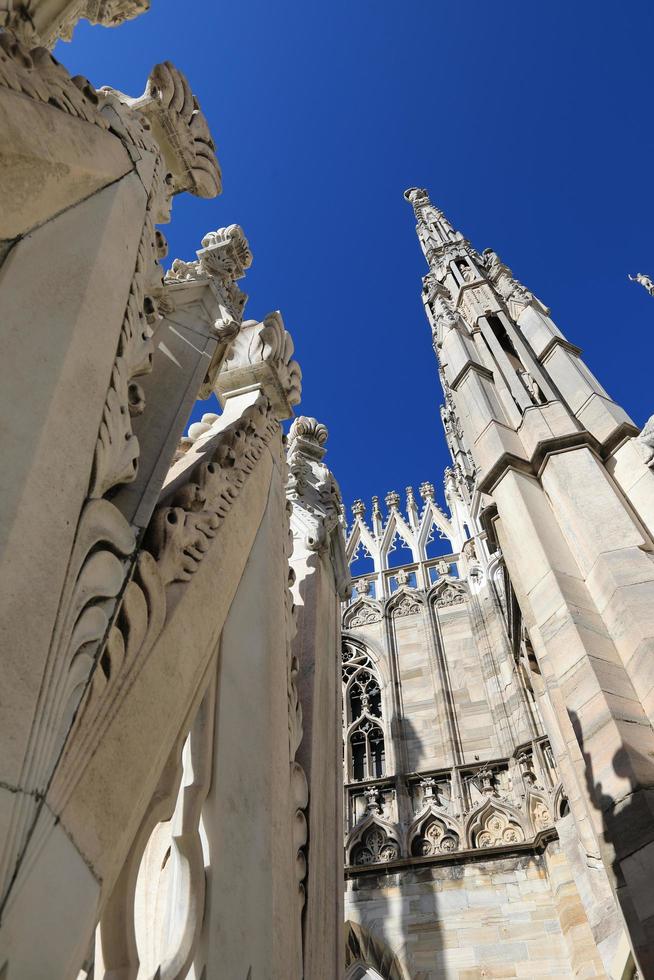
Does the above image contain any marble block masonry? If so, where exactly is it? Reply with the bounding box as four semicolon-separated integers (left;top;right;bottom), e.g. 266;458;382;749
0;2;653;978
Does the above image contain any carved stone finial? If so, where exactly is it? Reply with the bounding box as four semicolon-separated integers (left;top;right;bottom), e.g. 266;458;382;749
371;496;381;516
419;481;435;501
435;559;451;577
395;568;410;587
167;225;251;285
364;787;382;813
478;766;497;797
404;186;429;206
406;486;415;505
287;416;328;462
120;61;222;199
352;499;366;518
420;777;438;802
217;311;302;420
385;490;400;510
354;578;370;596
198;226;252;281
517;751;536;785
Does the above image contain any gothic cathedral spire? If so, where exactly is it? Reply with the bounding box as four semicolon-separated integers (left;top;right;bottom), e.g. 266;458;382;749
405;185;654;976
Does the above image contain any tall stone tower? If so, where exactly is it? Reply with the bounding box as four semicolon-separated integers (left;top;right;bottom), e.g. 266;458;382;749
341;190;654;979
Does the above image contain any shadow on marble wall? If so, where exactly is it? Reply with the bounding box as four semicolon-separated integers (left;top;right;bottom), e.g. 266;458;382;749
380;715;449;980
568;708;652;973
568;709;640;887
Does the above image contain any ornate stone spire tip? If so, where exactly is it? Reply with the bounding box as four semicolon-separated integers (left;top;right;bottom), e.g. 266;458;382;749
404;186;428;202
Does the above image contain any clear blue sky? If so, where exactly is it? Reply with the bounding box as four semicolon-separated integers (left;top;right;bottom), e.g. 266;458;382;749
59;0;654;516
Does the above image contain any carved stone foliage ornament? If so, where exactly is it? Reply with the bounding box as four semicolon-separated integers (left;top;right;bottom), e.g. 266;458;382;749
89;161;164;498
58;396;278;799
166;224;251;302
118;60;221;198
0;0;150;47
147;398;277;586
0;29;110;127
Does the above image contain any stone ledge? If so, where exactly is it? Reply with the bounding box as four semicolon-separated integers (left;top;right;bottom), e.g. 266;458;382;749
345;828;558;878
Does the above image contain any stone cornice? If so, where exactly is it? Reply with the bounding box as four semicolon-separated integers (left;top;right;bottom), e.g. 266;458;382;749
448;360;495;392
537;335;583;363
344;828;558;878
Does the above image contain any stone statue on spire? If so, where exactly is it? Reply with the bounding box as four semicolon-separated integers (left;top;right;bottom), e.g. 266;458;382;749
628;272;654;296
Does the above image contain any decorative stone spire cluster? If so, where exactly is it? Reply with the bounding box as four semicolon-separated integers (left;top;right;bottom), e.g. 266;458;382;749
349;482;445;535
346;481;459;575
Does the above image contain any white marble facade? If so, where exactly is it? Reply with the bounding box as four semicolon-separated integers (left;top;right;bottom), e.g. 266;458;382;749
341;189;654;980
0;5;653;979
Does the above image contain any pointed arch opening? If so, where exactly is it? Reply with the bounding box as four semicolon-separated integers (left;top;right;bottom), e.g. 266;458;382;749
343;642;387;782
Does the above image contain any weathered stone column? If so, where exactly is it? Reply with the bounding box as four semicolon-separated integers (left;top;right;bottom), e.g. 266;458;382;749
286;416;350;980
190;312;305;980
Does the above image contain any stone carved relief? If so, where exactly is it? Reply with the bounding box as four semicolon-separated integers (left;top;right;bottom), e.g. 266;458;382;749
528;795;553;834
147;397;277;586
411;816;459;857
389;590;421;618
55;395;278;806
351;823;399;866
0;29;110;126
468;801;525;849
89;161;164;498
0;498;138;900
431;579;466;608
628;272;654;296
482;248;535;316
162;225;252;400
134;679;215;978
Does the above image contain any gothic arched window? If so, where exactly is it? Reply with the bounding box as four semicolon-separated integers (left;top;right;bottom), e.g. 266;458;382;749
343;643;386;781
